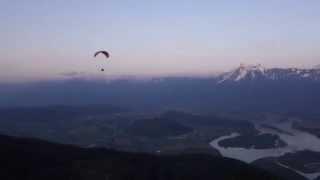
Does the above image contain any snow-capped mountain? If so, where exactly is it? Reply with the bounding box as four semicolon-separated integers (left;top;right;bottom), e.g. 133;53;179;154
314;64;320;69
218;64;320;83
218;64;266;83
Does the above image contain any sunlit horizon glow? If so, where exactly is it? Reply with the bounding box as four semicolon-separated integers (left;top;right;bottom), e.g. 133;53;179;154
1;0;320;82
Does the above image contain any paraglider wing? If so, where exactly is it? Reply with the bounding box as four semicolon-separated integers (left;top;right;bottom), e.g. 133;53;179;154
94;51;110;59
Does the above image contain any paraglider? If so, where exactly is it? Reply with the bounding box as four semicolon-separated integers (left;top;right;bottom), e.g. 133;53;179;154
94;50;110;72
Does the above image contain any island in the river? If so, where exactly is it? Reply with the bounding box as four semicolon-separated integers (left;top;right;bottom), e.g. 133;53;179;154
218;133;287;149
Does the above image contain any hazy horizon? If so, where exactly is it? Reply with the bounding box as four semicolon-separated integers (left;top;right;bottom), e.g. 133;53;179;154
1;0;320;82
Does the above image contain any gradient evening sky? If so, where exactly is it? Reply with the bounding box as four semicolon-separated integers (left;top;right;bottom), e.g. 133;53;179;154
1;0;320;82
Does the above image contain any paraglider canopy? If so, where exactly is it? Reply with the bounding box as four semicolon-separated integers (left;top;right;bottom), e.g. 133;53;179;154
94;51;110;59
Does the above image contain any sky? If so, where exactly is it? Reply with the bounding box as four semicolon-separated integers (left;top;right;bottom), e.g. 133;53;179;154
1;0;320;82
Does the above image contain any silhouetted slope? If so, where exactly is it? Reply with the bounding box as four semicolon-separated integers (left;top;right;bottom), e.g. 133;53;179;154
252;158;307;180
0;135;280;180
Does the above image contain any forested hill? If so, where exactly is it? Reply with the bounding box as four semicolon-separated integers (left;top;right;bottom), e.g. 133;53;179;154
0;134;280;180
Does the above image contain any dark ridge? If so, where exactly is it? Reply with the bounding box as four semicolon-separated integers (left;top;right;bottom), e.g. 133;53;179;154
252;158;307;180
0;134;281;180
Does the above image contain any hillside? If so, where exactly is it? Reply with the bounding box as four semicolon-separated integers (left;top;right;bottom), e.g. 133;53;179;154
0;134;281;180
126;117;193;138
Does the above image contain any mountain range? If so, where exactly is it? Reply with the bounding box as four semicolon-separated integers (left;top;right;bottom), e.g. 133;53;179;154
218;64;320;83
1;64;320;115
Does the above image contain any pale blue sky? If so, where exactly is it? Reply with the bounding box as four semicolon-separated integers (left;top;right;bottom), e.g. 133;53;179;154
1;0;320;81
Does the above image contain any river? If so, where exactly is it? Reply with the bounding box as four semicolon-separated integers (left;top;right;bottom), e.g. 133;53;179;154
210;120;320;179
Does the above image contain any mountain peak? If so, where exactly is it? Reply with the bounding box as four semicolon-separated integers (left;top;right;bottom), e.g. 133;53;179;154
218;64;266;83
218;64;320;84
239;63;264;70
314;64;320;69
